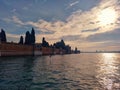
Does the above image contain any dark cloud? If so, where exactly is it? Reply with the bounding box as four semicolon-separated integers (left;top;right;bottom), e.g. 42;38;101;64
81;28;99;32
61;35;81;41
87;28;120;42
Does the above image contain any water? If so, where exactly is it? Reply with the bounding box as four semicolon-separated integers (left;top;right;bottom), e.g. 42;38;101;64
0;53;120;90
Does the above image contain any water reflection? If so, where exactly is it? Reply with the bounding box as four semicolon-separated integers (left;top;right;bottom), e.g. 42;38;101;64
97;53;120;90
32;54;102;90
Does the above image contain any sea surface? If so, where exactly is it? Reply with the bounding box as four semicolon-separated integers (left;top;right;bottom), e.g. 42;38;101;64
0;53;120;90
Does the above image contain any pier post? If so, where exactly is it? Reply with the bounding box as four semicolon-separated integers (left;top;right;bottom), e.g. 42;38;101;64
32;44;35;56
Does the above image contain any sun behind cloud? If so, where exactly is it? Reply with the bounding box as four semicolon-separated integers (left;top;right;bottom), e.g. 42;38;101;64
2;0;120;50
98;8;118;26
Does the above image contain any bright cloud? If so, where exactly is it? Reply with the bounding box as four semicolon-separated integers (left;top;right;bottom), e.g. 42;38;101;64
12;16;24;25
70;1;79;7
6;33;23;42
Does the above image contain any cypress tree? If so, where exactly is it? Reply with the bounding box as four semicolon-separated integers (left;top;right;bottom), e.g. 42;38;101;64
31;28;35;44
19;36;24;44
25;31;31;45
1;29;7;42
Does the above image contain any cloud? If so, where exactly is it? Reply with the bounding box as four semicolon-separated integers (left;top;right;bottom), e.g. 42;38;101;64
12;16;24;25
70;1;79;7
11;0;119;38
7;33;21;39
6;33;23;42
5;0;120;50
87;28;120;42
2;18;11;23
81;28;99;33
61;35;81;41
65;1;79;9
22;7;28;10
11;9;16;13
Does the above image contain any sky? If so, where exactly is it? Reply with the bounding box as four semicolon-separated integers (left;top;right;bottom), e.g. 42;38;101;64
0;0;120;51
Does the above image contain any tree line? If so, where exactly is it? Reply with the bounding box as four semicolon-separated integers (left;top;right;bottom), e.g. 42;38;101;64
19;28;35;45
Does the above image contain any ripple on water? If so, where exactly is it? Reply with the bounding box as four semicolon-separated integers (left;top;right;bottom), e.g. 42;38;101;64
0;54;120;90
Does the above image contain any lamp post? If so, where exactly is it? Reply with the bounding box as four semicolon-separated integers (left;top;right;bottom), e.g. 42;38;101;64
0;38;1;56
0;38;1;44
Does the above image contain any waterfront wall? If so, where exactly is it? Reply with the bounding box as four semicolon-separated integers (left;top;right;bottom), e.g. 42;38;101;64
0;43;64;56
0;43;33;56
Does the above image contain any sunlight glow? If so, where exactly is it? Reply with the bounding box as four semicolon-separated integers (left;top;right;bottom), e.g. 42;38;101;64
101;53;116;75
102;53;115;60
98;8;117;26
98;53;118;90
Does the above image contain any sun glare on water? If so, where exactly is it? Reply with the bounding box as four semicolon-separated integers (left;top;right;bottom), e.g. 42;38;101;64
98;8;117;26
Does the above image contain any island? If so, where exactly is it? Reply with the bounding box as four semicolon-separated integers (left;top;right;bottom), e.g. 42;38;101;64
0;28;80;57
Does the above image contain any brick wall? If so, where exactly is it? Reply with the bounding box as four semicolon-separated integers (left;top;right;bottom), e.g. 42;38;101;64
0;43;33;56
0;43;64;56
